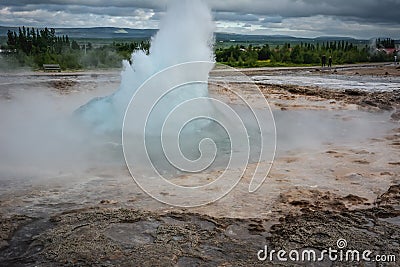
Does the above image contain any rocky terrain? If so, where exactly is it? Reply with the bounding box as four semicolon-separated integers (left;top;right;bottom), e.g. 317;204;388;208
0;64;399;266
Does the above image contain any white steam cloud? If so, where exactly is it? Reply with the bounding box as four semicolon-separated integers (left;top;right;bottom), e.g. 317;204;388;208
76;0;216;133
0;0;217;179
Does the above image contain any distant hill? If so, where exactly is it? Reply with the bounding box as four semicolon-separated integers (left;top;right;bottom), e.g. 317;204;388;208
0;26;371;43
215;32;311;43
314;36;356;41
0;26;158;39
57;27;158;39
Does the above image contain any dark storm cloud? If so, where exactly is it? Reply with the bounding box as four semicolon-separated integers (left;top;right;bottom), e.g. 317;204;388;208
7;4;150;17
1;0;400;24
210;0;400;24
0;0;399;38
0;0;167;10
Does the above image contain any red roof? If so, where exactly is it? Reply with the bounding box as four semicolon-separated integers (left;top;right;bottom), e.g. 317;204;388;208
379;48;396;54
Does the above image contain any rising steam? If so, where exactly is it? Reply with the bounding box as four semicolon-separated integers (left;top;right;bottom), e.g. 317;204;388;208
0;0;276;204
76;0;215;133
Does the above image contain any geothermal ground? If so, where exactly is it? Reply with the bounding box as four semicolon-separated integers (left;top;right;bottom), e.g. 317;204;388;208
0;63;400;266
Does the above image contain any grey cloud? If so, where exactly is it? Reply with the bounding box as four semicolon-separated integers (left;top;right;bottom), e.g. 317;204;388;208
1;0;400;24
0;0;399;38
208;0;400;24
8;4;152;17
261;16;283;24
0;0;167;10
213;12;260;22
149;12;165;21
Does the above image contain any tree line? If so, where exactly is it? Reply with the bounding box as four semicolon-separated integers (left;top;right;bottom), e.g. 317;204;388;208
376;38;395;49
1;27;150;69
7;26;72;55
4;26;84;69
216;39;396;68
1;26;396;69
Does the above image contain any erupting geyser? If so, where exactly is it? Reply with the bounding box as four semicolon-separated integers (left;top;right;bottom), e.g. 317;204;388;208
76;0;215;133
74;0;275;206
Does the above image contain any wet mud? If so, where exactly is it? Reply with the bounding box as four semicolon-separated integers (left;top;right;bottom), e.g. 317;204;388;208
0;64;399;266
0;185;399;266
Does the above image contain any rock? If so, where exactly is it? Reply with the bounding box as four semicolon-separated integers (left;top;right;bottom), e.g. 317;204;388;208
289;200;310;207
344;89;363;96
391;110;400;121
0;240;9;250
377;185;400;207
361;99;378;107
344;173;364;180
342;194;368;205
99;199;118;205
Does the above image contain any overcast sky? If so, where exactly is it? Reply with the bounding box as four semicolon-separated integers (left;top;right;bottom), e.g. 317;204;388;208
1;0;399;39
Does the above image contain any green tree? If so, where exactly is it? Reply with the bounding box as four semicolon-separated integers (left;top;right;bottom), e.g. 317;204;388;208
290;45;303;64
71;40;80;50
